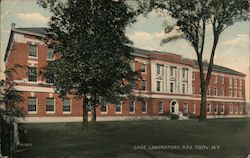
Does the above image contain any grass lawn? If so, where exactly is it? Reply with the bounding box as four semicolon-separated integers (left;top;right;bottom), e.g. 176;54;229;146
14;118;250;158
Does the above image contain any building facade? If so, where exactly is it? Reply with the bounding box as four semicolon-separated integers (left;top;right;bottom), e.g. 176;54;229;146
4;26;247;121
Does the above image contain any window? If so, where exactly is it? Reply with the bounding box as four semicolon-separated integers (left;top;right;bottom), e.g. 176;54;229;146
46;74;54;84
234;79;237;86
230;104;233;113
220;88;224;96
214;88;217;96
141;64;146;73
192;72;195;80
182;69;187;79
207;103;211;113
234;90;237;97
47;48;54;60
170;82;174;93
183;103;188;114
239;80;242;86
214;76;217;83
239;91;242;98
157;81;161;92
192;86;195;94
170;66;176;77
29;44;37;57
129;99;135;113
240;105;244;113
28;97;37;112
157;64;163;75
193;104;196;114
229;89;233;97
63;99;71;112
142;101;147;113
182;84;186;94
229;78;232;85
46;98;54;112
28;67;37;82
115;103;122;113
221;104;225;113
234;105;238;113
158;101;163;113
207;86;210;96
214;104;218;113
101;105;107;113
141;80;146;91
221;77;224;84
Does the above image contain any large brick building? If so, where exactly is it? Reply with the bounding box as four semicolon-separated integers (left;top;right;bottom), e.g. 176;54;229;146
4;26;247;121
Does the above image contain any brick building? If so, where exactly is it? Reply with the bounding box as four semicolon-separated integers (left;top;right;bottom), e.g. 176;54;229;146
4;26;246;121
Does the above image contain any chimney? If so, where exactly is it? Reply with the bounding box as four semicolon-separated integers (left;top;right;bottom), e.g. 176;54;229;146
11;23;16;29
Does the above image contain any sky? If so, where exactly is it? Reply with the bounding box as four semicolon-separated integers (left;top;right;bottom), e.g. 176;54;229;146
1;0;250;101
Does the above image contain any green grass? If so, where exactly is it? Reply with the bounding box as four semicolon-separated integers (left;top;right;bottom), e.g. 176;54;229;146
14;118;250;158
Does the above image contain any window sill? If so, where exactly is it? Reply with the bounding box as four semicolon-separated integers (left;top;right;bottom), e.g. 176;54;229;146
63;112;71;114
46;111;55;114
28;111;37;114
28;56;38;60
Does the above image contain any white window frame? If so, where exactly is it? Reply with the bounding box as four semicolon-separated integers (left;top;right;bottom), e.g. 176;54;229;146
141;101;147;113
229;78;232;86
28;97;38;113
28;44;38;59
141;64;146;74
63;98;71;114
221;77;224;84
129;100;135;113
158;101;163;114
141;80;146;91
170;66;176;78
156;80;162;92
214;104;218;114
207;86;210;96
229;89;233;97
46;98;55;113
214;87;217;96
221;104;225;114
170;82;175;93
182;83;186;94
192;72;195;80
207;103;211;113
115;102;122;114
47;48;55;61
240;104;244;114
220;88;224;96
100;105;108;114
230;104;233;114
183;103;188;114
234;105;238;113
214;76;217;83
193;104;196;114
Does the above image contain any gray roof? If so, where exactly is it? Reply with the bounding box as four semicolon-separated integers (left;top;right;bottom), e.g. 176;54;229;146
5;27;245;76
15;27;48;35
193;60;245;76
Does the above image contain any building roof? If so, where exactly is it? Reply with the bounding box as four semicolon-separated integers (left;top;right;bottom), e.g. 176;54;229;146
193;60;245;76
15;27;48;35
4;26;246;77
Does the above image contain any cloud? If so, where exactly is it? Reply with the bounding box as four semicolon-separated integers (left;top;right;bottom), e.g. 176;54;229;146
222;34;250;46
17;12;49;25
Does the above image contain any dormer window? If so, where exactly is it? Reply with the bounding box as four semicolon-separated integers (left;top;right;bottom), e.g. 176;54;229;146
47;48;55;60
29;44;37;58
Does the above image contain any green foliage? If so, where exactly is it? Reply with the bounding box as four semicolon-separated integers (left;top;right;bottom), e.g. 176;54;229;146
39;0;138;108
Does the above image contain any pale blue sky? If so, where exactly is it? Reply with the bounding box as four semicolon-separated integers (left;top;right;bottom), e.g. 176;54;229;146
1;0;250;101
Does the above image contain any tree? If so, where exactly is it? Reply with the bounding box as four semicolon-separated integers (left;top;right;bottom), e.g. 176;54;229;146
0;65;24;156
38;0;138;130
137;0;249;120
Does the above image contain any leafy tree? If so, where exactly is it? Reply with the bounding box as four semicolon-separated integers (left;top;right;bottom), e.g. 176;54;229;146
137;0;249;120
38;0;138;130
0;65;24;156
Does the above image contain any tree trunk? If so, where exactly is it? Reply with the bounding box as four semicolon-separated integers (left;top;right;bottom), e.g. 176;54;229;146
82;97;88;131
199;87;207;121
91;106;96;131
